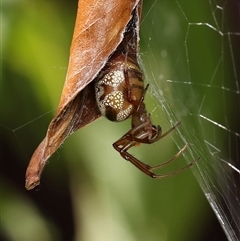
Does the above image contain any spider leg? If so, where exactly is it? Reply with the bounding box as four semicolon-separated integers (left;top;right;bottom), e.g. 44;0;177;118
150;122;181;143
113;139;156;177
112;121;158;150
113;135;200;178
113;138;136;152
125;122;160;143
152;156;200;178
150;143;189;170
121;151;156;177
126;122;181;144
136;84;149;112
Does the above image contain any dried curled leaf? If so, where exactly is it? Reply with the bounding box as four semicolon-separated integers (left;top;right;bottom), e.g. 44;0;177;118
25;0;142;190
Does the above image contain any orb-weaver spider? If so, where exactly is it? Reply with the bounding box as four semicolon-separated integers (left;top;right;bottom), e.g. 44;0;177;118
94;52;199;178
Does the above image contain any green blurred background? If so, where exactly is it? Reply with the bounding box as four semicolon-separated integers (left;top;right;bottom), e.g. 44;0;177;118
2;0;239;241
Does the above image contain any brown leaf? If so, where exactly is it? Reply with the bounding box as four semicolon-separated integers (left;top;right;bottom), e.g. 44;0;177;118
25;0;142;190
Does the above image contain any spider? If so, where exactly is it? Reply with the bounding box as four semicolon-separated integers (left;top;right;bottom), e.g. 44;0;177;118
94;52;199;178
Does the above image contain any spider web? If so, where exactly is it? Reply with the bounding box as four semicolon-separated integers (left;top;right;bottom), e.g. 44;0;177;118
141;0;240;240
2;0;240;240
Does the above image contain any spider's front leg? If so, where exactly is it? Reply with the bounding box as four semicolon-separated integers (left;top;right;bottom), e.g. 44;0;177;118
112;111;162;178
126;121;182;145
114;117;161;150
113;130;199;179
113;133;157;178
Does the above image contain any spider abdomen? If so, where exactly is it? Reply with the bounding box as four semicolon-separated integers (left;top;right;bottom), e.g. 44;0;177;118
95;53;144;122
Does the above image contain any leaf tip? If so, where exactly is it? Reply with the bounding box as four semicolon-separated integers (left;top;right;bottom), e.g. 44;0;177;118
25;175;41;191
